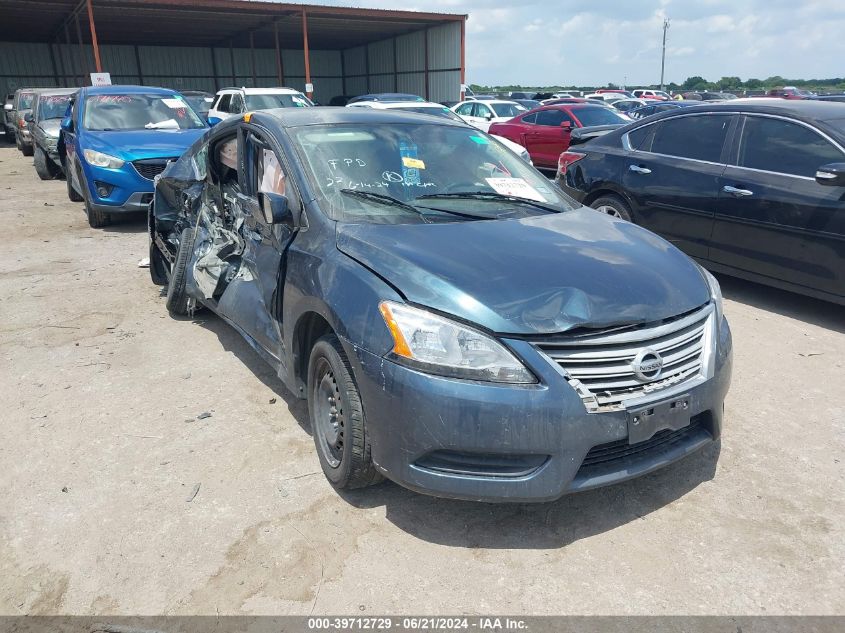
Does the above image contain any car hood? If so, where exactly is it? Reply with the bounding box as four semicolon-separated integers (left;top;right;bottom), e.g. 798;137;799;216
81;128;207;161
38;119;62;138
336;208;710;335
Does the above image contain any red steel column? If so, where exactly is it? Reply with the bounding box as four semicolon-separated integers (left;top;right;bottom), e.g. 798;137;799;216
302;9;312;99
86;0;102;73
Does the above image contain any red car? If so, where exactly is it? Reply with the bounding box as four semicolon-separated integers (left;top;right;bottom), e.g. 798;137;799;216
488;104;630;169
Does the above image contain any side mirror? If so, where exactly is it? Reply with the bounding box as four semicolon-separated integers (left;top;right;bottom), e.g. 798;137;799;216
484;112;493;120
815;163;845;187
3;103;12;111
24;113;33;123
207;116;221;126
260;192;294;225
561;121;572;129
61;116;74;132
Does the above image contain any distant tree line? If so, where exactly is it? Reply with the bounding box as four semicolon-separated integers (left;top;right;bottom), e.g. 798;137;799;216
472;76;845;95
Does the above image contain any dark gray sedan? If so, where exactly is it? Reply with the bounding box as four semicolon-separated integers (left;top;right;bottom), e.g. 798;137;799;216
27;88;77;179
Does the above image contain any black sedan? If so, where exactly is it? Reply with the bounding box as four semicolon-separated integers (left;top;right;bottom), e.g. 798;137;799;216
556;100;845;305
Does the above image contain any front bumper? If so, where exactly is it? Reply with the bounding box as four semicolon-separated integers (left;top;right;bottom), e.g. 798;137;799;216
81;161;155;214
348;317;732;502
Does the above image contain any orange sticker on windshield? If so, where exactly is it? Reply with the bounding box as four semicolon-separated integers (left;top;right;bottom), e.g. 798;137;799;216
402;156;425;170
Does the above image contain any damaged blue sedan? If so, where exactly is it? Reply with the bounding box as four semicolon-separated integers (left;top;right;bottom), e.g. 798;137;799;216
149;108;732;502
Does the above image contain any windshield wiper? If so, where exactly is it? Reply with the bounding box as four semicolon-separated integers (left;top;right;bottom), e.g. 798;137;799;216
416;191;562;214
339;189;492;221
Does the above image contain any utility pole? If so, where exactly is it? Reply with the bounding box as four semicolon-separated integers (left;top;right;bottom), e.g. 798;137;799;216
660;18;670;91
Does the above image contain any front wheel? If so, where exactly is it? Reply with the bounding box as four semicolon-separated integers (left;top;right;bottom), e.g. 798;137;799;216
591;195;633;222
165;227;196;316
308;334;382;490
65;163;84;201
34;146;55;180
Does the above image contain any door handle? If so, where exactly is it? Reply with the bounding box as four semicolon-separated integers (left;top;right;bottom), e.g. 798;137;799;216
723;185;753;197
629;164;651;174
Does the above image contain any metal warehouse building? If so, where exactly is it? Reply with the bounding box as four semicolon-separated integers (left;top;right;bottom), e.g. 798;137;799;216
0;0;467;104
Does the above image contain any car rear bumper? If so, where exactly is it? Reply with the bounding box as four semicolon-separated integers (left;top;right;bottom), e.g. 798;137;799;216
346;318;732;502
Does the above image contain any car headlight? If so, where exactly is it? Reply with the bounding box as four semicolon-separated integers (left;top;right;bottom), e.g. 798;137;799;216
700;267;724;323
378;301;536;384
83;149;124;169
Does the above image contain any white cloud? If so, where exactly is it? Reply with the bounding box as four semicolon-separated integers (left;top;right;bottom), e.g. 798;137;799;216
293;1;845;86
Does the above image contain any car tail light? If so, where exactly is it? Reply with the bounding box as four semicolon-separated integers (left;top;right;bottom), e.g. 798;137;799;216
558;151;586;175
18;118;26;128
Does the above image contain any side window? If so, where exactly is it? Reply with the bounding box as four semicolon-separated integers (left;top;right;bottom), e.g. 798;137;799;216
472;103;489;118
216;93;231;113
456;103;473;116
521;112;537;124
651;114;731;162
627;125;652;150
738;116;844;178
244;131;288;200
211;133;239;187
230;94;245;114
535;109;571;127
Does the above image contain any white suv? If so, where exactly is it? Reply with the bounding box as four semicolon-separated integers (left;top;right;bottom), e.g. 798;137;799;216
207;87;313;124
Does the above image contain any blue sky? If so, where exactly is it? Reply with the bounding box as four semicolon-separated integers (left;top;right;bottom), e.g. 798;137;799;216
308;0;845;86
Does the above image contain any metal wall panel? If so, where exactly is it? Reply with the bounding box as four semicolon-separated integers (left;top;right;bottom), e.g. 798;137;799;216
397;72;425;97
343;46;367;77
367;39;394;75
395;30;425;73
99;45;138;75
428;70;461;103
345;76;367;96
281;50;305;78
427;22;461;71
368;74;395;93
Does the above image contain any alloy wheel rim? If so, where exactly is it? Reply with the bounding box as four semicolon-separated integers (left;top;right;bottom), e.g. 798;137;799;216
596;204;622;218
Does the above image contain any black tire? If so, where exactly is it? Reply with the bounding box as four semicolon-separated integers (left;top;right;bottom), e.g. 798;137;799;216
33;146;55;180
149;236;169;286
591;195;633;222
85;196;110;228
65;167;83;202
308;334;382;490
21;140;33;157
15;133;23;152
165;227;196;316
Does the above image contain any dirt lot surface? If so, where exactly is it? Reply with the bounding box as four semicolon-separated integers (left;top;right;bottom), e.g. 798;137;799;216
1;142;843;616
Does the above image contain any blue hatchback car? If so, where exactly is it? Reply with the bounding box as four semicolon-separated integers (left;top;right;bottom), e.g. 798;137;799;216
60;85;207;227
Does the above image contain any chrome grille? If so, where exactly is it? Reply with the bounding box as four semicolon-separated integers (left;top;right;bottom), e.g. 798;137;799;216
536;304;715;412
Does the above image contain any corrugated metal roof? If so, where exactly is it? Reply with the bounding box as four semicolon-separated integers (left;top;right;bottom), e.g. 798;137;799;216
1;0;466;50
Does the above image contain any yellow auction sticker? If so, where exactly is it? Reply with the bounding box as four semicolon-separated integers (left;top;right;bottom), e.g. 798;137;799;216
402;156;426;170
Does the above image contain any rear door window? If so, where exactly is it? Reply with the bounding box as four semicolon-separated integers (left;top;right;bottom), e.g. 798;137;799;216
535;109;573;126
455;103;474;116
230;94;245;114
650;114;732;162
737;116;844;178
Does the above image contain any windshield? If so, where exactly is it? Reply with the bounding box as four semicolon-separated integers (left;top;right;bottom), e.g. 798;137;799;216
38;94;72;120
394;106;463;121
83;94;205;131
183;95;212;114
655;91;671;99
572;106;629;126
491;103;527;118
291;122;578;225
18;92;35;109
244;93;312;109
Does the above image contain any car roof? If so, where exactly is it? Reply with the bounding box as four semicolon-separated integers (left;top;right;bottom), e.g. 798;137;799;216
457;99;519;106
35;88;78;97
252;106;467;129
217;87;302;95
657;98;845;123
83;85;176;96
356;101;448;109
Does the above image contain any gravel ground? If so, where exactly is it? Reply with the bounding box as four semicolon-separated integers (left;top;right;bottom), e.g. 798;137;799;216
0;141;843;616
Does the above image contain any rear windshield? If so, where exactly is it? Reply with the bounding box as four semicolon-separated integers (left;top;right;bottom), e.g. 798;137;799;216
83;93;206;131
38;94;73;120
395;106;464;122
491;103;528;118
244;93;313;109
572;106;629;127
